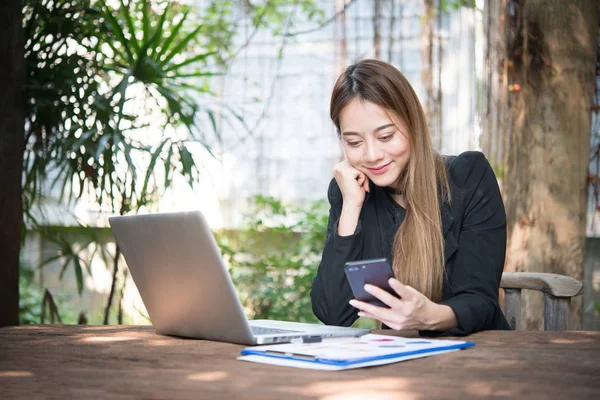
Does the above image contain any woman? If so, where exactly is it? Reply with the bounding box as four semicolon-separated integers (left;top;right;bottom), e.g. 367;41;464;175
310;59;511;336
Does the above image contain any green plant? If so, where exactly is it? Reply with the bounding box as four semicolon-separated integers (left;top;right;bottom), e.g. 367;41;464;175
217;195;375;329
18;265;44;325
23;0;326;215
20;0;325;325
23;0;222;214
217;195;328;323
19;262;79;325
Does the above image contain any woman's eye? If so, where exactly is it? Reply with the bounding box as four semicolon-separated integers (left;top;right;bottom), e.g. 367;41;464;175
379;134;394;141
347;141;362;147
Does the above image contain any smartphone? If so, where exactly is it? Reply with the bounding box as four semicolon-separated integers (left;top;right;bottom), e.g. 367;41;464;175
344;258;397;308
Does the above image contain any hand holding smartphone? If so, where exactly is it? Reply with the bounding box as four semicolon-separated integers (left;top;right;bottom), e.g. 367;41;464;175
344;258;398;308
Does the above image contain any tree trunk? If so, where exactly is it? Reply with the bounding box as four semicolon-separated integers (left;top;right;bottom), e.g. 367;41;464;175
504;0;599;330
373;0;381;59
334;0;347;75
387;0;396;63
0;0;25;327
481;0;509;176
421;0;439;143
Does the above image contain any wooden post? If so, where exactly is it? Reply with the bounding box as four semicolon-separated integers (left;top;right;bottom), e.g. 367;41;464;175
503;288;521;330
544;294;570;331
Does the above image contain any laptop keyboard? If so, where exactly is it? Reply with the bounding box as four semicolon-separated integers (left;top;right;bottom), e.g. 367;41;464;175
251;326;302;336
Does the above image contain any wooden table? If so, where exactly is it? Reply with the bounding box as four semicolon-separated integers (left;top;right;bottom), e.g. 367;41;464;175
0;325;599;399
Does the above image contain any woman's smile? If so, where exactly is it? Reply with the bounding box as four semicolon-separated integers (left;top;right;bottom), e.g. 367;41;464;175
365;161;392;175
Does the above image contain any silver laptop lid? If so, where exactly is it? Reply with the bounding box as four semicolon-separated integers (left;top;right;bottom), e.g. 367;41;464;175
109;211;256;344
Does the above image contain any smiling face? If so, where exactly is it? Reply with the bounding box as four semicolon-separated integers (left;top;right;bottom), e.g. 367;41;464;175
339;98;411;188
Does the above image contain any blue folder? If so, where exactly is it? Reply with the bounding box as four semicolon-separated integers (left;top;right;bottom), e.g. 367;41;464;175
241;340;475;367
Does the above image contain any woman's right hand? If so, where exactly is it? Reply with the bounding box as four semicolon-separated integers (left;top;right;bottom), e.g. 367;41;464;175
332;161;370;208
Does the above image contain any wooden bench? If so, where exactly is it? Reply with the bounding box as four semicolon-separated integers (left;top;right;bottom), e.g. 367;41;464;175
500;272;584;331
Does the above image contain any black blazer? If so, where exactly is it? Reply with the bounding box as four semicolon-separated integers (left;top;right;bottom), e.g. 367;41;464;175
310;151;511;336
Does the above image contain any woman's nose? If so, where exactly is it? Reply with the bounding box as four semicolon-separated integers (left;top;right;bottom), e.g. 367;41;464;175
364;143;384;163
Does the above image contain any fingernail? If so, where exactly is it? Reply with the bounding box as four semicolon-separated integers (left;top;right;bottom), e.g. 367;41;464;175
357;312;364;317
389;278;398;286
349;300;357;306
364;284;372;292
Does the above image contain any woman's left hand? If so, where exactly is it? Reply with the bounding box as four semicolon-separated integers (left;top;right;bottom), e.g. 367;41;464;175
349;278;454;331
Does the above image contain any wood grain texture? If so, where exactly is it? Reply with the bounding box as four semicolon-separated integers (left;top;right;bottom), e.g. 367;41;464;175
1;326;599;399
501;272;584;297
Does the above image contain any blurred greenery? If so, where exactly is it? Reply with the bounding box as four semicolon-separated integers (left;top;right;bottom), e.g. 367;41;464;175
217;195;376;329
438;0;478;13
217;195;328;323
19;263;78;325
19;265;44;325
20;0;326;324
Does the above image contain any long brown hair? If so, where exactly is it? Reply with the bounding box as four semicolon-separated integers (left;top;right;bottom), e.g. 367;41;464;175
330;59;450;303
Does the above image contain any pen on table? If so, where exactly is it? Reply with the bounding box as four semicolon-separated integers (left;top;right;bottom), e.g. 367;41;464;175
290;335;364;344
265;350;317;360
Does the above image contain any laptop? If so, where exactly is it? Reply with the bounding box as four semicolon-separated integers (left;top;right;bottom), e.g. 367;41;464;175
108;210;369;345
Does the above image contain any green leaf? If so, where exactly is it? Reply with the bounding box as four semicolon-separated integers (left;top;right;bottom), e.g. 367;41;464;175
159;24;203;67
163;143;174;188
74;256;84;295
155;10;190;61
99;0;135;64
206;109;218;137
94;133;111;160
140;138;170;200
141;0;150;45
123;142;137;182
178;144;197;186
118;0;140;53
37;254;64;270
168;71;221;78
146;1;171;59
164;52;217;73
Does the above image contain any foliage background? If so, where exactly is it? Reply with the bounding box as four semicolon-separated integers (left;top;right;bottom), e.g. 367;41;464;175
18;0;348;327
